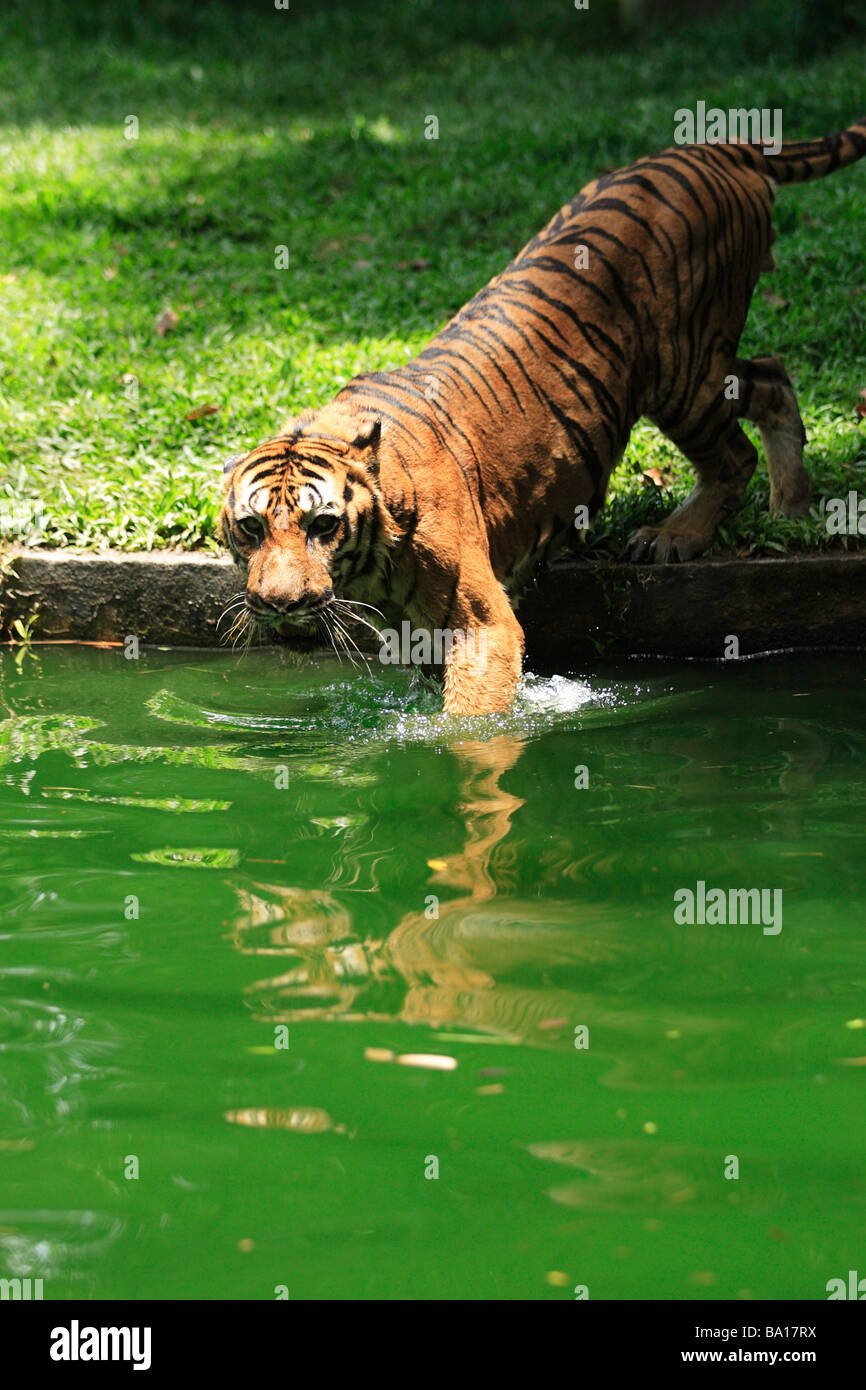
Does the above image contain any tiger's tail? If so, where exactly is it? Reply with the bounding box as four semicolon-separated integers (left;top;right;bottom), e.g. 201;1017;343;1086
764;116;866;184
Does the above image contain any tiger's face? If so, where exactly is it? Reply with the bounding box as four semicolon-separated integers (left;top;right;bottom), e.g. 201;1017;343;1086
219;410;388;628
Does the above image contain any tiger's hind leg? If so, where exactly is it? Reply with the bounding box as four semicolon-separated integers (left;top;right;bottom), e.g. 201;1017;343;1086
627;357;811;564
627;408;758;564
733;355;811;518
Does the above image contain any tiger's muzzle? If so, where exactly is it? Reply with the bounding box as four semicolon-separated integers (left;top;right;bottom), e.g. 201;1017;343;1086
245;589;334;623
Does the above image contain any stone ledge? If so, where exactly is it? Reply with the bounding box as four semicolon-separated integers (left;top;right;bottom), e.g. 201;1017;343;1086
1;547;864;661
519;551;866;661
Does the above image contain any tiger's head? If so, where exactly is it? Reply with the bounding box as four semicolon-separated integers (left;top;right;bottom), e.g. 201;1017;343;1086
219;402;395;631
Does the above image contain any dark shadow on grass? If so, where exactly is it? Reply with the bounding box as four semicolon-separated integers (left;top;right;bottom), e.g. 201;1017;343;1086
2;0;863;354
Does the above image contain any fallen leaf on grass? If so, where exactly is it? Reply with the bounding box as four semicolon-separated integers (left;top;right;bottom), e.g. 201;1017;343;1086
761;289;789;309
155;308;179;336
641;467;669;489
184;403;220;421
855;388;866;421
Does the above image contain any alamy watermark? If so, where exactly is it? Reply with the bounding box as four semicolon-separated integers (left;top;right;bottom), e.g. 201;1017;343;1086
827;1270;866;1299
674;880;782;935
823;492;866;536
49;1322;151;1371
0;499;44;539
1;1277;43;1299
378;622;487;670
674;102;783;156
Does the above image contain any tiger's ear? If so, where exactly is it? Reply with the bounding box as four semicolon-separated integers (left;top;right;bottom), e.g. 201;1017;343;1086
351;418;381;452
311;401;381;468
222;454;245;490
350;417;382;478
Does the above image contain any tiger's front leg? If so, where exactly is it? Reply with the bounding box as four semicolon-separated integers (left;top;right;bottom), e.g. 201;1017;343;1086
440;579;525;716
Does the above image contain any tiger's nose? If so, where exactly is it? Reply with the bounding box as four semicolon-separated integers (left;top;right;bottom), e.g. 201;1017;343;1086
247;587;333;615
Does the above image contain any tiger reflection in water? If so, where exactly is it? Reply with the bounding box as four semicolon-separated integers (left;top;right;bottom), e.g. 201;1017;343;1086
227;713;823;1057
229;736;595;1044
227;735;704;1059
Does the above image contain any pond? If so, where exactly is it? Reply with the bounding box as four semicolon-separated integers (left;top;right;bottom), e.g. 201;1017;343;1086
0;645;864;1300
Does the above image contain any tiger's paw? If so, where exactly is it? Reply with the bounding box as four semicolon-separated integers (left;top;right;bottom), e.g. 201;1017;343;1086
626;525;708;564
769;480;811;519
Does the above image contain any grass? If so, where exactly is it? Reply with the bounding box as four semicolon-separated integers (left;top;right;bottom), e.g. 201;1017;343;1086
0;0;864;558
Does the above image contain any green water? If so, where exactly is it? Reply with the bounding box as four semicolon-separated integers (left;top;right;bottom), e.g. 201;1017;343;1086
1;645;864;1301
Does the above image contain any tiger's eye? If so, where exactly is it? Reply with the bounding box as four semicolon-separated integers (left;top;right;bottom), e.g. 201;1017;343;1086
308;513;339;539
238;516;264;542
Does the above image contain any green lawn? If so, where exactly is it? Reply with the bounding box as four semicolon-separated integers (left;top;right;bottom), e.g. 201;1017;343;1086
0;0;864;556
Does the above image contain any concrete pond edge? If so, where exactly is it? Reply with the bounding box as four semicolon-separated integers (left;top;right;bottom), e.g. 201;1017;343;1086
1;547;865;665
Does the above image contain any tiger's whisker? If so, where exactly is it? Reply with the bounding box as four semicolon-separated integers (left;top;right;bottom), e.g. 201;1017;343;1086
315;610;343;664
330;600;385;646
325;604;371;672
334;598;388;623
217;592;248;635
328;611;365;670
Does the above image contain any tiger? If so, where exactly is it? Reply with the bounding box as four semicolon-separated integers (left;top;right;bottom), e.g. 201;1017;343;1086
220;116;866;715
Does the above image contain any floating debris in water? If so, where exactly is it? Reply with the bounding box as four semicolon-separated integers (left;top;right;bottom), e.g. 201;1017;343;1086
364;1048;457;1071
396;1053;458;1071
437;1033;520;1046
132;846;240;868
224;1107;333;1133
364;1047;396;1064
